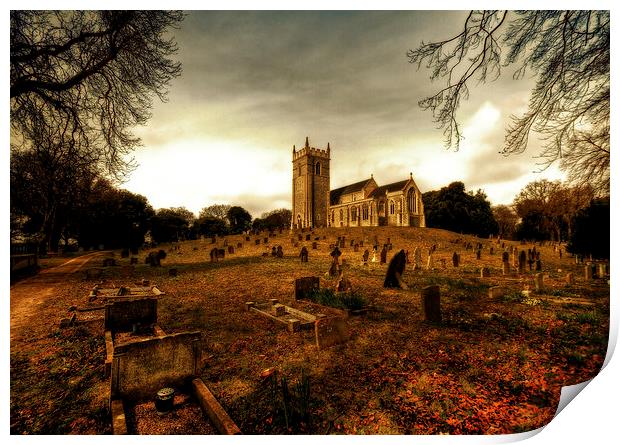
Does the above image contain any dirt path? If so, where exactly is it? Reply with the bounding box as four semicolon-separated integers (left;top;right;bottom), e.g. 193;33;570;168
10;252;104;345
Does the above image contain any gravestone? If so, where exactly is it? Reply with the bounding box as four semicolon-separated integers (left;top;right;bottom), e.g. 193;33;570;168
335;270;352;293
306;234;311;241
228;246;235;254
518;250;527;274
534;273;544;291
237;242;242;249
315;317;349;350
414;247;421;270
476;249;481;260
421;285;441;322
502;251;509;262
354;244;359;252
502;261;510;275
380;246;387;264
312;242;317;249
362;249;369;265
535;259;541;271
384;250;408;289
566;272;575;284
276;245;284;258
452;252;459;267
426;253;434;270
296;245;309;263
217;248;225;259
584;264;593;280
480;267;490;278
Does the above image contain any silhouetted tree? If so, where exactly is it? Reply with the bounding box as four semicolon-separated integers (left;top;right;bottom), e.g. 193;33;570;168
199;204;231;224
492;205;518;239
253;208;292;231
11;11;184;178
77;181;154;249
423;182;498;237
409;11;609;194
150;207;193;243
567;198;609;260
194;217;228;237
227;206;252;234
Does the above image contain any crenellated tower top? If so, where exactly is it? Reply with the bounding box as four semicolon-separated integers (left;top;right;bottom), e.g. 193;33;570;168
292;136;331;161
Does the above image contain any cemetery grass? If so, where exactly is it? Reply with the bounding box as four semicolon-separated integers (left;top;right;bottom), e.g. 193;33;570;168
9;227;609;434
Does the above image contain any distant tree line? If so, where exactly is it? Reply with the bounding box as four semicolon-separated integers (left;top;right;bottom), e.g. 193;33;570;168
423;180;608;259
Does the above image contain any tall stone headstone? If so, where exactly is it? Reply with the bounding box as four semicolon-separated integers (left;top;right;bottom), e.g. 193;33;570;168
426;253;434;270
584;263;593;280
518;250;527;274
421;285;441;322
566;272;575;284
480;267;490;278
414;247;421;269
452;252;460;267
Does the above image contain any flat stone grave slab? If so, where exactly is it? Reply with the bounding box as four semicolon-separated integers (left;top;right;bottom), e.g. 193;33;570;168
90;285;165;302
245;300;317;332
105;298;158;333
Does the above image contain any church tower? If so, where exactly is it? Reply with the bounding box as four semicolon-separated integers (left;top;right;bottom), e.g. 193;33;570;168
291;137;330;229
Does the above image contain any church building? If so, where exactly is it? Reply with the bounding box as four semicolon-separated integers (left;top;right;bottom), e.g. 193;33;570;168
291;137;425;229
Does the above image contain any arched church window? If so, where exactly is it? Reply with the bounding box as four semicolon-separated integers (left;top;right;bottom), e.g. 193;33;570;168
407;188;416;213
351;206;358;221
362;204;369;220
339;209;343;222
378;201;384;213
315;162;321;175
331;211;335;223
389;200;395;215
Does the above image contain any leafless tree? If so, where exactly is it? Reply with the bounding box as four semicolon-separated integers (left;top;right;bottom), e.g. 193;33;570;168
11;10;184;179
408;10;609;194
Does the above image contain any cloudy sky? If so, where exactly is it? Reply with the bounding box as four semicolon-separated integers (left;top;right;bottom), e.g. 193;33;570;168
123;10;566;218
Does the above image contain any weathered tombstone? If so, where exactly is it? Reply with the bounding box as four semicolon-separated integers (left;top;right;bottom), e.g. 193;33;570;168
414;247;421;270
362;249;369;265
306;234;311;241
598;263;608;277
335;270;352;293
237;242;243;249
295;276;319;299
339;237;345;248
502;251;509;262
518;250;527;274
271;246;277;257
502;261;510;275
228;246;235;254
223;239;228;247
480;267;490;278
354;243;359;252
535;259;542;271
380;246;387;264
405;250;410;264
312;242;317;250
426;253;434;270
298;234;303;241
489;247;494;255
329;247;342;276
584;263;593;280
299;246;309;262
452;252;459;267
488;286;504;299
384;250;408;289
315;317;349;350
276;245;284;258
217;248;225;259
421;285;441;322
566;272;575;284
534;273;544;291
476;249;481;260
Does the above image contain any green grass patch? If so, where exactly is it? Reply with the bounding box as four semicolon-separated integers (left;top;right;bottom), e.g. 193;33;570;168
307;288;367;311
